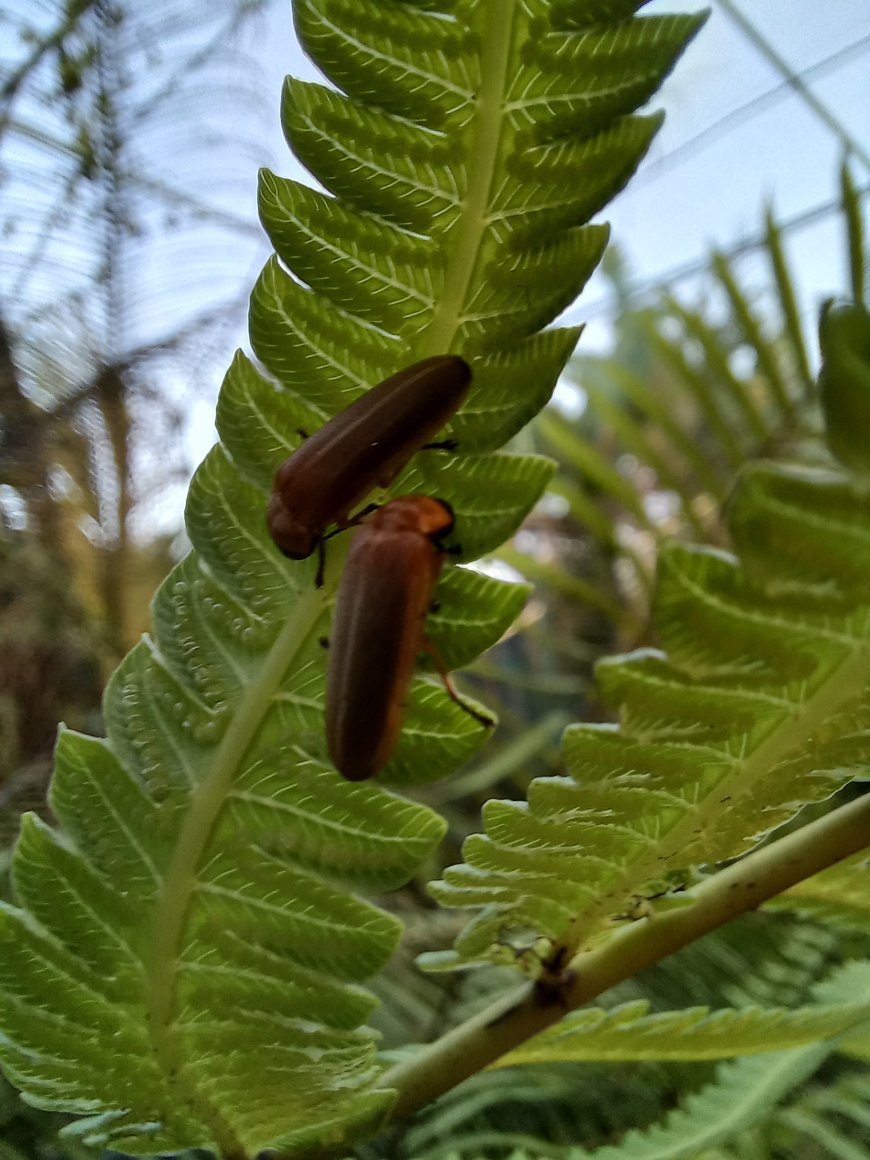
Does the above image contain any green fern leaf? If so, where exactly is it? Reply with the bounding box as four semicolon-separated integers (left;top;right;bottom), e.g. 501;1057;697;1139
436;972;870;1160
495;961;870;1066
819;301;870;476
429;454;870;968
0;0;705;1153
393;953;870;1160
766;852;870;935
567;1046;835;1160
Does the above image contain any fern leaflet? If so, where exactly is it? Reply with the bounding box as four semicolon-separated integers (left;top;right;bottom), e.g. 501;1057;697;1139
496;960;870;1066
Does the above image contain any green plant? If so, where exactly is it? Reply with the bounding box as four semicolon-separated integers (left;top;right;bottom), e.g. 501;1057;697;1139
515;163;867;646
1;4;868;1160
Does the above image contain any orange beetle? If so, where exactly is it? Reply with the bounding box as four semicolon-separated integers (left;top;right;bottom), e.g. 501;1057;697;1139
326;495;490;781
267;356;471;560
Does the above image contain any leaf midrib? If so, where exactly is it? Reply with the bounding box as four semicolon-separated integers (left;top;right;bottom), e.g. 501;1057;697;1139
422;3;517;354
143;557;328;1145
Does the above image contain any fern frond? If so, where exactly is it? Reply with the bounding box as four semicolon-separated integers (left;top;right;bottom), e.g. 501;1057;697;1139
387;950;870;1159
404;1039;854;1160
0;1;705;1154
764;207;814;396
766;852;870;935
777;1108;870;1160
841;162;867;309
800;1073;870;1143
436;1041;861;1160
495;961;870;1066
428;454;870;968
569;1045;836;1160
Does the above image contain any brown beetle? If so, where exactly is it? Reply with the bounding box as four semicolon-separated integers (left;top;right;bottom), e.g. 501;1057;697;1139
325;495;490;781
267;355;471;560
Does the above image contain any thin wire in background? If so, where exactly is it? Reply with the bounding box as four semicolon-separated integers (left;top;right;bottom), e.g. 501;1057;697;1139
577;183;869;321
634;32;870;192
717;0;870;173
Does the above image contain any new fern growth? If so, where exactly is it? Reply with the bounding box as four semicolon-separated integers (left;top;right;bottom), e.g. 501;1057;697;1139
0;2;706;1157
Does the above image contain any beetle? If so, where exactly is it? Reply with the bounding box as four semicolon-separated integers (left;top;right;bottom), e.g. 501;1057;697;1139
325;494;491;781
267;355;471;561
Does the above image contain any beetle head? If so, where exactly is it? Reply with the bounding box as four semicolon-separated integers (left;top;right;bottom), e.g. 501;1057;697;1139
266;493;318;559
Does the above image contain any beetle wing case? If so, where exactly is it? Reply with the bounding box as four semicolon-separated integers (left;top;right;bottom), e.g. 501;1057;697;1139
267;356;470;559
326;497;452;781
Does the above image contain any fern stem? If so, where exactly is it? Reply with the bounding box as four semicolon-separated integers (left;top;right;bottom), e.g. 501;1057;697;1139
841;162;867;307
382;793;870;1121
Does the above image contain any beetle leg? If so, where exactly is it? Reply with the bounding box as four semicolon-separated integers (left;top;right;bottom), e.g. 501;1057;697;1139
319;503;380;552
422;438;459;452
317;504;383;586
341;502;380;529
315;539;328;588
421;636;494;728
